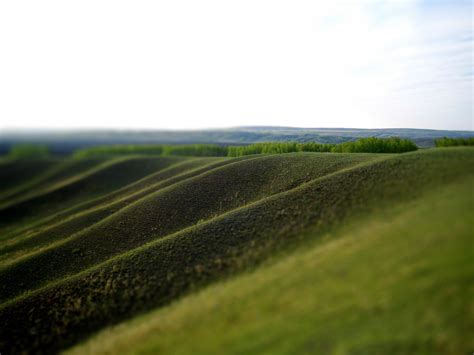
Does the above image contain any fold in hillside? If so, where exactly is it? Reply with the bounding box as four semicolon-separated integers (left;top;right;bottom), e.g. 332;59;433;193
0;157;107;207
0;157;239;264
1;148;473;354
0;157;230;243
0;156;186;231
0;153;376;302
0;158;61;198
69;176;474;355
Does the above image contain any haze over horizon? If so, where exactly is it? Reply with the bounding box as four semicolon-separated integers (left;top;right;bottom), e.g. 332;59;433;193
1;0;472;131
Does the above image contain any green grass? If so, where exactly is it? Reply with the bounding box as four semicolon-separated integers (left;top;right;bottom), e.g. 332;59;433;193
0;147;472;354
68;176;473;355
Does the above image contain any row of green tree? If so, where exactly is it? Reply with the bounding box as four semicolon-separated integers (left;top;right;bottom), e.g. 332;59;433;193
434;137;474;147
8;136;474;160
72;137;418;158
73;144;228;158
228;137;418;156
5;144;50;159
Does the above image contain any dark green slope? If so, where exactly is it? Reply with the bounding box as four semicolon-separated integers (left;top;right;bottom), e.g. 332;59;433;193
0;157;224;243
0;158;61;198
0;153;375;302
0;158;107;207
0;157;236;265
70;176;474;355
1;148;473;354
0;156;184;230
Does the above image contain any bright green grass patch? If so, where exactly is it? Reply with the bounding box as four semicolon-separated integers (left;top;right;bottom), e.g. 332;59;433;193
69;177;474;355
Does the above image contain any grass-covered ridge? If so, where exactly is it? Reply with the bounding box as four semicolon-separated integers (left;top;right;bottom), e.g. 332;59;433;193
0;147;472;354
74;137;418;158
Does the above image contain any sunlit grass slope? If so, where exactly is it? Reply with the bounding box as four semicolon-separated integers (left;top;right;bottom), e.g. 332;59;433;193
69;176;473;355
0;148;472;354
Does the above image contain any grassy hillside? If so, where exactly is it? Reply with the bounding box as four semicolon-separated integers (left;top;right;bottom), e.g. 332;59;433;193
0;157;107;206
0;158;60;197
0;153;377;301
0;157;229;243
0;157;240;266
0;156;187;230
0;147;472;354
69;176;473;355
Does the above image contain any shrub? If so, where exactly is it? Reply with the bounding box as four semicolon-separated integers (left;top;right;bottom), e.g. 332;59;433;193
434;137;474;147
227;142;335;157
73;138;418;159
227;138;416;156
74;144;227;158
163;144;228;157
8;144;50;159
73;145;164;158
331;137;418;153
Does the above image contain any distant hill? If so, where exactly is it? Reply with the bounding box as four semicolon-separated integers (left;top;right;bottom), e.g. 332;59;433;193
1;126;473;154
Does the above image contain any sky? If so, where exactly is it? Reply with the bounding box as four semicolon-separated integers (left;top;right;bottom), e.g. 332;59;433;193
0;0;472;131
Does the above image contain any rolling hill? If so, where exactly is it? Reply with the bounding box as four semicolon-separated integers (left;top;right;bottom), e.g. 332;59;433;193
0;147;472;354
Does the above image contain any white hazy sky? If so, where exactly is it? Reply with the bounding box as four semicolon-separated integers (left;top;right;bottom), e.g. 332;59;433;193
0;0;472;131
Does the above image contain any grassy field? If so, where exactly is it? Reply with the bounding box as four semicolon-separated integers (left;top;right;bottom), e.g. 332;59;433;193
0;147;472;354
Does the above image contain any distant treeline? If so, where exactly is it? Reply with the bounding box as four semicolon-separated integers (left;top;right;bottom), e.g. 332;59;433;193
73;144;228;158
6;144;50;159
331;137;418;154
228;137;418;156
434;137;474;147
73;137;418;158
